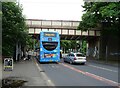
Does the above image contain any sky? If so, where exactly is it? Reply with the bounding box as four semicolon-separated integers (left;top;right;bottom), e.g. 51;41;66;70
19;0;85;21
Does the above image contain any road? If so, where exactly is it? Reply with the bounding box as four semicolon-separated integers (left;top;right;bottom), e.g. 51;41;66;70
2;58;119;87
38;59;119;86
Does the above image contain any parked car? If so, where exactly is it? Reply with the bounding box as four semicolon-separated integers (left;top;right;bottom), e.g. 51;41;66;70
63;53;86;65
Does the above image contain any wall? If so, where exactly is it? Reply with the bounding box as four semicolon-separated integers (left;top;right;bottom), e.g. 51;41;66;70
100;34;119;61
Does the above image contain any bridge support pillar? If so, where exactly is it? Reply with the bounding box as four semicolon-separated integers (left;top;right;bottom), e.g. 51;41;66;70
99;35;119;61
87;37;100;59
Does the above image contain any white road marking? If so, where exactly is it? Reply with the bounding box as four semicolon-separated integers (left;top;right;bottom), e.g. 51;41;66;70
34;59;55;86
48;80;52;82
51;65;55;68
85;72;119;86
88;64;118;73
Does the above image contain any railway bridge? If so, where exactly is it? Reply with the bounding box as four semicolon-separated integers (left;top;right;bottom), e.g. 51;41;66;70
26;19;101;58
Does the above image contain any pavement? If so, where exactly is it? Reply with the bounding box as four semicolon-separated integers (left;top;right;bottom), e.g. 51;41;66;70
2;57;54;87
87;58;119;67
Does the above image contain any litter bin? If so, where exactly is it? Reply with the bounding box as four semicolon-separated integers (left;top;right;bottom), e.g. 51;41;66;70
4;58;13;71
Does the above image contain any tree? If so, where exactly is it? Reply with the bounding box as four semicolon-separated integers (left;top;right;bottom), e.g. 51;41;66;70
0;3;2;55
60;40;71;53
26;35;35;50
78;2;120;60
80;40;87;55
61;40;79;53
2;2;28;57
78;2;120;34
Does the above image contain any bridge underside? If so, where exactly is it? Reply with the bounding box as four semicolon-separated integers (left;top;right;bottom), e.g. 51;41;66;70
31;34;99;41
27;19;100;41
60;35;99;40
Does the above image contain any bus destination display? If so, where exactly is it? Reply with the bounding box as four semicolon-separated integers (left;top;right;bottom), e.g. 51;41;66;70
44;32;56;37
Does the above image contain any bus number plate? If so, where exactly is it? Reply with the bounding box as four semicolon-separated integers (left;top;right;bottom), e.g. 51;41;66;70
44;54;51;58
50;60;52;62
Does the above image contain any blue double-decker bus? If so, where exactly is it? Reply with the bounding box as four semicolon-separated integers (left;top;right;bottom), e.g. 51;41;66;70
39;31;60;62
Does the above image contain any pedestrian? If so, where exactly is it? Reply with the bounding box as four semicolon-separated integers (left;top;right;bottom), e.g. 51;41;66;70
28;49;32;60
24;51;28;60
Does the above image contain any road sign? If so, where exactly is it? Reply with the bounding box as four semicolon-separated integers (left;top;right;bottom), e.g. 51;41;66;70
4;58;13;71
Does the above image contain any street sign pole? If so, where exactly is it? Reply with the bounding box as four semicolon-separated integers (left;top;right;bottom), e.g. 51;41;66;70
106;46;108;62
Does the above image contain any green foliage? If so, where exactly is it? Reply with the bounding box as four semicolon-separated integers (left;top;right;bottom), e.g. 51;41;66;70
78;2;120;32
80;41;87;55
2;2;28;56
26;35;35;49
0;11;2;16
60;40;71;51
60;40;79;53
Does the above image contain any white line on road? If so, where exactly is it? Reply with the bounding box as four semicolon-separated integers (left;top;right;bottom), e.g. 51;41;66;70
51;65;55;68
88;64;118;73
34;59;55;86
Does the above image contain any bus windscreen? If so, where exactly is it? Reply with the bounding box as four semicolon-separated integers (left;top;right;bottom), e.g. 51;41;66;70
42;42;58;51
